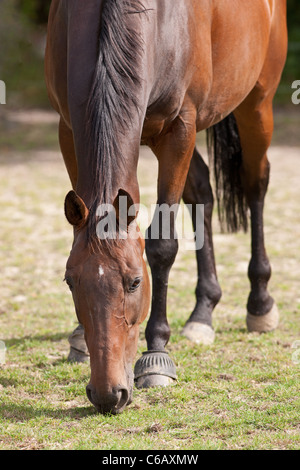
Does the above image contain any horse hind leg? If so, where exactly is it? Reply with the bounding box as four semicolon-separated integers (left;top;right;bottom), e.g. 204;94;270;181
181;147;222;344
235;1;287;333
234;94;279;333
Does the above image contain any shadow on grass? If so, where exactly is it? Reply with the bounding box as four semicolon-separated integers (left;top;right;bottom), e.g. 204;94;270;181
0;402;98;422
4;332;69;349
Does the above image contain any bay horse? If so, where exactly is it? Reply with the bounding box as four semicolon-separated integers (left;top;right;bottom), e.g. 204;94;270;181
45;0;287;414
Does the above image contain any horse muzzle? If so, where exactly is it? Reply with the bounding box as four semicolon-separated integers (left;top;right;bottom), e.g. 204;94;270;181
86;384;131;414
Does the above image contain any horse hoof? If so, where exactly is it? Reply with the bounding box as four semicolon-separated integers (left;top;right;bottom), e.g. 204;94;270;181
67;347;90;363
246;302;279;333
67;324;90;363
181;322;215;345
134;350;177;389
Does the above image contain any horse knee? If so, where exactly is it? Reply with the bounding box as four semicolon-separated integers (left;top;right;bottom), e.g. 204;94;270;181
145;236;178;273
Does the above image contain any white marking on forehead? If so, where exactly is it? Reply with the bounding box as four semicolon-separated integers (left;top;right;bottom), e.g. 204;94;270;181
98;265;104;277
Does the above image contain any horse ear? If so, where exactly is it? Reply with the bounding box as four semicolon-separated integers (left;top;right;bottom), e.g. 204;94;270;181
64;191;89;228
113;189;137;230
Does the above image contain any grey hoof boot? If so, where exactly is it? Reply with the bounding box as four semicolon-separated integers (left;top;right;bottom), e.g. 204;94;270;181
134;350;177;389
67;324;90;363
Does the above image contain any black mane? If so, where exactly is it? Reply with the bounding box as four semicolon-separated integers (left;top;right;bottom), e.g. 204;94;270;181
86;0;146;242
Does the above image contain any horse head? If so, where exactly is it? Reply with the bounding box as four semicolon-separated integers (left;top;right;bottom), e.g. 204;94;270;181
64;189;150;414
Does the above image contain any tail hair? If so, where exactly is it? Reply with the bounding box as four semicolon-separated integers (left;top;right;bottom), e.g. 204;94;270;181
206;113;248;233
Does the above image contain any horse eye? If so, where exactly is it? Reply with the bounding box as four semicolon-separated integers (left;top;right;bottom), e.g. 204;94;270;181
128;277;142;293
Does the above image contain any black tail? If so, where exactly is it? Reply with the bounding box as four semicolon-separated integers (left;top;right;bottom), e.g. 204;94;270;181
206;113;248;233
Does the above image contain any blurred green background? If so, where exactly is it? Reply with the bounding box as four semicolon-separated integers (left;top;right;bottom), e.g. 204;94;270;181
0;0;299;108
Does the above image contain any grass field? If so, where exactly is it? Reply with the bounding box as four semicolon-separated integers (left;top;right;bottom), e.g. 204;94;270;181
0;107;299;450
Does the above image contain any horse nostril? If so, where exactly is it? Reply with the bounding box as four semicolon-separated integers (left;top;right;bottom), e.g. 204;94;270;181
114;387;129;411
86;384;94;404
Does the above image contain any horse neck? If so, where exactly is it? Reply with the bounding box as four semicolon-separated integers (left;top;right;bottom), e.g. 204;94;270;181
66;0;149;208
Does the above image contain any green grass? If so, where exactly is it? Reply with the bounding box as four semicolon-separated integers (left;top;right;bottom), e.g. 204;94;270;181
0;109;299;450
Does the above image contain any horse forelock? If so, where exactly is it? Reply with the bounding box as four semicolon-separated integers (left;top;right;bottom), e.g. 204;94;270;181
86;0;147;245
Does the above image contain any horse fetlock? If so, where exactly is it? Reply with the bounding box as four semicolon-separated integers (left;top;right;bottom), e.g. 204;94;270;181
247;290;274;317
195;282;222;309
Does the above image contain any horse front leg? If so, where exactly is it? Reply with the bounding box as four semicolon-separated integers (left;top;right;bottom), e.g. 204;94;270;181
181;147;222;344
134;110;196;388
58;117;90;363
